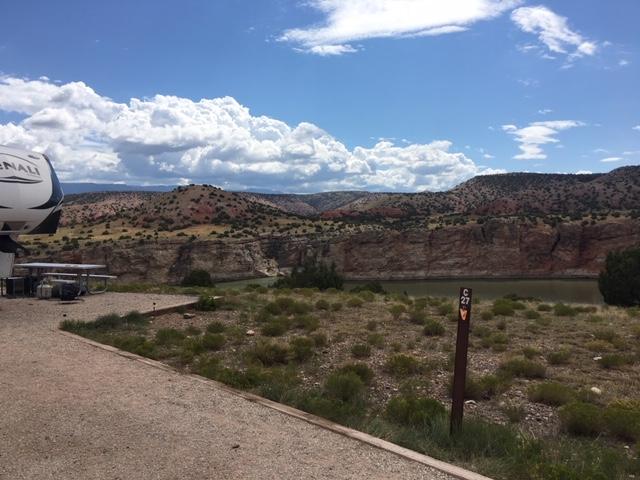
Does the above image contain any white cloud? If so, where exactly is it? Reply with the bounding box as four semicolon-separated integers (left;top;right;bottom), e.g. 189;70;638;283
575;170;592;174
619;59;630;67
280;0;522;55
538;108;553;115
502;120;584;160
600;157;622;163
304;44;359;56
633;125;640;131
511;6;597;60
0;76;501;192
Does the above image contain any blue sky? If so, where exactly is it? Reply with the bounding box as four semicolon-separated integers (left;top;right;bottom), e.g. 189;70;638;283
0;0;638;192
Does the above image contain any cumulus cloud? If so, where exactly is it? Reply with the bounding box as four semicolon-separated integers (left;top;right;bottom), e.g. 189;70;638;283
502;120;584;160
280;0;521;55
511;6;597;60
633;125;640;131
0;76;501;192
600;157;622;163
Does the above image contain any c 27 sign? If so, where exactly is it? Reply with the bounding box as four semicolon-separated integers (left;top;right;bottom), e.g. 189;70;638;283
450;287;473;434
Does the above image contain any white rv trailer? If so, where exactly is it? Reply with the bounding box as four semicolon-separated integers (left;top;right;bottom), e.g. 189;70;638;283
0;145;64;278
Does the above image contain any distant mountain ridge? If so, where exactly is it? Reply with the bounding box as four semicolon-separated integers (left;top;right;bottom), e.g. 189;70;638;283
60;166;640;227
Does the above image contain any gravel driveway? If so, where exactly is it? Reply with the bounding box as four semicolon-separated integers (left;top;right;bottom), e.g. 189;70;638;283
0;293;459;480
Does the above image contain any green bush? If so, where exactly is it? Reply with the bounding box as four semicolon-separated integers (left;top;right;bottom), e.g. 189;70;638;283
290;336;315;362
250;341;290;366
598;354;629;369
547;349;572;365
182;269;213;287
201;333;225;351
315;299;330;311
499;358;546;379
385;354;422;377
408;310;427;325
366;333;385;348
366;320;378;331
195;295;218;311
522;347;540;359
598;248;640;306
593;328;618;343
559;402;603;436
529;382;575;406
330;302;343;311
311;332;328;347
603;401;640;442
554;303;577;317
324;371;366;404
492;298;515;316
423;319;445;336
155;328;186;346
524;309;541;320
480;310;494;321
337;363;375;385
215;366;265;390
463;374;510;400
206;321;225;333
274;258;344;290
537;303;552;312
385;395;446;426
292;314;319;332
351;343;371;358
112;335;157;358
437;303;454;316
389;304;406;320
347;297;364;308
261;318;289;337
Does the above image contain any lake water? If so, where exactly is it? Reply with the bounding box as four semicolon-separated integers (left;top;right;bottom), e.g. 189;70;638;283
216;277;603;304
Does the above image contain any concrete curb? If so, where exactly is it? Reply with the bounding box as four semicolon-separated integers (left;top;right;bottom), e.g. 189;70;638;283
58;305;493;480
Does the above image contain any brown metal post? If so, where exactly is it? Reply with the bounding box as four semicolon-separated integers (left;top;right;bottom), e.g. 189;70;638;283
450;287;472;434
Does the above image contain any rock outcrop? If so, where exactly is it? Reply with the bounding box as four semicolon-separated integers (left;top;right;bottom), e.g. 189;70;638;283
54;218;640;283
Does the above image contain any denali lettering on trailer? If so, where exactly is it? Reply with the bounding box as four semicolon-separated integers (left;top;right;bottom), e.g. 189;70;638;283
0;155;43;184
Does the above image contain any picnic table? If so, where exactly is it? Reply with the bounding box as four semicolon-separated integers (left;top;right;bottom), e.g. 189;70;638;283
13;263;116;295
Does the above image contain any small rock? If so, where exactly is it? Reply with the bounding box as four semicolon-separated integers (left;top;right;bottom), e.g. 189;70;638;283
465;400;477;406
231;443;240;449
183;313;196;319
590;387;602;395
246;329;255;336
593;356;602;361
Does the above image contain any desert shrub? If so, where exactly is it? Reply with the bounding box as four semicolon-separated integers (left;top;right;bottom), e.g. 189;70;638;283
529;382;575;406
357;290;375;302
366;320;378;331
413;297;428;311
385;395;446;426
184;325;201;336
502;404;526;423
350;281;386;294
206;321;225;333
155;328;186;346
249;341;289;366
524;309;541;320
496;319;507;330
315;299;330;311
215;366;265;390
193;356;221;379
472;325;491;338
437;303;454;316
337;363;375;385
585;339;613;352
559;402;603;436
522;347;540;359
598;354;629;369
366;333;385;348
92;313;126;330
554;303;577;317
292;314;319;332
351;343;371;358
492;298;515;316
182;269;213;287
273;258;343;290
537;303;552;312
389;304;406;320
330;302;343;311
290;336;315;362
324;371;366;404
481;332;509;350
480;310;494;321
181;337;205;359
261;319;289;337
586;314;604;323
423;319;445;336
311;332;328;347
408;309;427;325
547;349;572;365
201;333;225;351
603;401;640;442
385;354;422;377
463;374;510;400
535;316;552;326
347;297;364;308
112;335;157;358
598;248;640;306
499;358;546;379
195;295;218;311
593;328;618;343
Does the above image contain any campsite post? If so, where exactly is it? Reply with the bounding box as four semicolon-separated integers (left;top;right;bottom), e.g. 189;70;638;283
450;287;472;434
